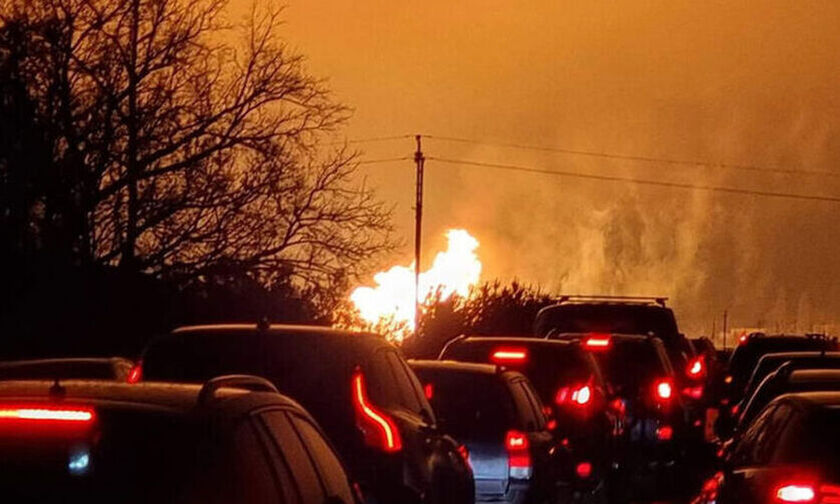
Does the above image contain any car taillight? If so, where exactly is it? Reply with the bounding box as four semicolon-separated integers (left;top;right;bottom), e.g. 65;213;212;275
655;379;673;401
0;406;95;422
656;425;673;441
352;371;402;453
576;461;592;479
555;384;592;407
506;430;532;479
682;385;704;399
585;334;611;350
456;444;471;469
424;383;433;400
699;471;724;502
491;348;528;364
127;363;142;384
687;356;706;378
775;484;816;503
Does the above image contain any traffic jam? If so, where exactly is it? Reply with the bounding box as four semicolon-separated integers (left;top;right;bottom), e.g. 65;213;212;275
0;297;838;503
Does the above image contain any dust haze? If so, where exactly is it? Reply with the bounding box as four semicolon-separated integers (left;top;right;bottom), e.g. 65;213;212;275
241;0;840;338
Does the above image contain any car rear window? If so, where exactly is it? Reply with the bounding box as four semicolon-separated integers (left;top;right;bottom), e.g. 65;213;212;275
441;341;599;406
535;304;678;339
591;339;671;395
413;369;515;440
775;407;840;479
0;362;119;381
0;407;210;503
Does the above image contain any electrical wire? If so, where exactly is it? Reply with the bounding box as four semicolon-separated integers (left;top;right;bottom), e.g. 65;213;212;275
357;157;412;165
428;157;840;204
423;134;840;178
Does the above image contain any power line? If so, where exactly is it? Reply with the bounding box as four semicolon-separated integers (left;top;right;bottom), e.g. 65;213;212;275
428;157;840;204
357;156;412;165
423;134;840;179
330;135;413;146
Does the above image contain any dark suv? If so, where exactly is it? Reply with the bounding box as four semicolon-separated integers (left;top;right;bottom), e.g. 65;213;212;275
438;336;611;501
550;333;689;500
140;324;474;504
409;360;559;504
0;375;360;503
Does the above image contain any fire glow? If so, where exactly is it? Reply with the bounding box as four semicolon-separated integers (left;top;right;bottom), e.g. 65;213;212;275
350;229;482;338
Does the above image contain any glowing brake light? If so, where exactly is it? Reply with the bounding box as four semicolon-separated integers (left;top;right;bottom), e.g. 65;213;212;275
491;348;527;363
687;356;705;378
572;385;592;405
775;484;816;503
0;406;95;423
655;380;673;400
656;425;673;441
682;386;704;400
506;430;532;479
585;334;611;349
352;371;402;453
127;364;142;384
424;383;434;400
576;461;593;479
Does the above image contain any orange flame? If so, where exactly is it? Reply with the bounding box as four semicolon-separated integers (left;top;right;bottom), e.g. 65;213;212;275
350;229;482;338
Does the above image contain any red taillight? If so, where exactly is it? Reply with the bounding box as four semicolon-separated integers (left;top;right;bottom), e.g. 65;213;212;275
682;386;704;399
775;484;816;503
655;380;673;400
0;406;95;422
739;333;748;345
127;364;142;384
687;356;706;378
656;425;673;441
699;471;724;502
555;383;593;407
352;371;402;453
456;444;471;469
506;430;531;479
491;348;527;364
576;461;593;479
585;334;611;349
424;383;433;400
610;398;627;416
546;419;557;430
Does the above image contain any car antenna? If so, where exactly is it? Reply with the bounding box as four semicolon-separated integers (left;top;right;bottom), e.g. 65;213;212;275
49;378;66;397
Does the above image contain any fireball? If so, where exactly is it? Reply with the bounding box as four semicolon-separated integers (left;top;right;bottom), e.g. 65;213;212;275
350;229;482;336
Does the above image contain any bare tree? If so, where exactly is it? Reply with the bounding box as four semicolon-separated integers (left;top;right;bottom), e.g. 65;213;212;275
0;0;392;289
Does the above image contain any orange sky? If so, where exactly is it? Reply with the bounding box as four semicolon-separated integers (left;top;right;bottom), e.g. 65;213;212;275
235;1;840;335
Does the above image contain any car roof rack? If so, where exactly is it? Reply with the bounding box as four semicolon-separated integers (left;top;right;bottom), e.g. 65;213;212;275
555;295;668;307
198;375;279;405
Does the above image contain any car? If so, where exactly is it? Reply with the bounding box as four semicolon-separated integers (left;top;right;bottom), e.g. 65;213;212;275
139;323;474;504
694;392;840;504
717;335;838;437
0;357;137;382
723;333;838;405
0;375;361;503
736;368;840;434
437;336;611;502
409;360;560;504
727;352;840;429
534;297;705;409
550;333;691;501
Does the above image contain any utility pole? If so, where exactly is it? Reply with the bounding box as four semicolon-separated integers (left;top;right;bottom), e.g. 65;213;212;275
414;135;425;335
723;310;729;350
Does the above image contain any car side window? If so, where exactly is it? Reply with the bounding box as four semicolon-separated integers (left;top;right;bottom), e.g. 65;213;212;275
732;403;776;466
509;379;540;431
288;413;356;503
224;418;287;504
366;351;401;408
393;353;437;421
259;410;326;504
518;381;547;430
752;403;793;465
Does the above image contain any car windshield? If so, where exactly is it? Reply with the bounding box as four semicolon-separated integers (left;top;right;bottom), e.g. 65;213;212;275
442;341;599;406
0;408;205;503
413;369;514;440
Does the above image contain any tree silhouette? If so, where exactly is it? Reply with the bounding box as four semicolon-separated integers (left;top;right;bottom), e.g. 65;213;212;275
0;0;392;290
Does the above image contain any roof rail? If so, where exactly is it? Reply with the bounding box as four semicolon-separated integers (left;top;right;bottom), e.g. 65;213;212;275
555;295;668;307
198;375;279;405
438;334;468;359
